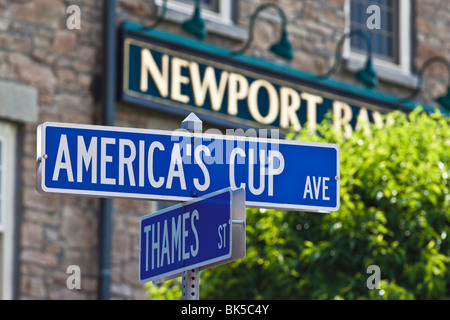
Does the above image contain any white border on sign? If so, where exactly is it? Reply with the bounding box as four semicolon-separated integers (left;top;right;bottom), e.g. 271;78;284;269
36;122;340;213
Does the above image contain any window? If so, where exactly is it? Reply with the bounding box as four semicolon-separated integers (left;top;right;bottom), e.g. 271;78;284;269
345;0;412;74
155;0;235;25
0;122;16;300
350;0;399;63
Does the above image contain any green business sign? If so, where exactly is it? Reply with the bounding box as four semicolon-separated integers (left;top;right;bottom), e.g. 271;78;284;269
120;21;435;134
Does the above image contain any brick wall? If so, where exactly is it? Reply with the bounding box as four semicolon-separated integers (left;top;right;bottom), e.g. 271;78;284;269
414;0;450;101
2;0;103;300
0;0;448;299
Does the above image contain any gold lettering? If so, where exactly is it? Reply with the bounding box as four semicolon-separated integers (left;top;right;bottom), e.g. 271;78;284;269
171;57;190;104
228;73;249;116
371;111;384;129
333;101;353;138
355;107;370;133
301;92;323;134
248;79;279;125
140;49;169;97
280;87;301;131
190;64;229;111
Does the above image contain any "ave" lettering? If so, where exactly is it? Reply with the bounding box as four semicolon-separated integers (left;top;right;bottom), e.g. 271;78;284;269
302;176;330;201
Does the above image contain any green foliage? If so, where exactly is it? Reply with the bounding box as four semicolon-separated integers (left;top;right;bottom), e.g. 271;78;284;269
146;108;450;300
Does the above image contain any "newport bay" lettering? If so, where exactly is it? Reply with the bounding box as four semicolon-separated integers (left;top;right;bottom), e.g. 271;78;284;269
138;47;385;136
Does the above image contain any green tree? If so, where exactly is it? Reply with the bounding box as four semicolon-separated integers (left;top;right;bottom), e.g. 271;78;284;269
146;109;450;300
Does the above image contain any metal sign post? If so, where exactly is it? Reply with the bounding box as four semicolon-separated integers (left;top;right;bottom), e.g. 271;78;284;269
182;268;199;300
181;113;201;301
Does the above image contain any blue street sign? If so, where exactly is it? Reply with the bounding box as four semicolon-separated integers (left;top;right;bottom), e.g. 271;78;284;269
37;122;339;212
139;188;238;283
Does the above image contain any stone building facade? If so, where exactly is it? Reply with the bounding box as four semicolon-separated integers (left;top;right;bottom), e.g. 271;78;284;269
0;0;449;299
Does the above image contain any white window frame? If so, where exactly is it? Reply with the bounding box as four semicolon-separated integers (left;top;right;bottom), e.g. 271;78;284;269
155;0;234;26
0;121;16;300
343;0;412;77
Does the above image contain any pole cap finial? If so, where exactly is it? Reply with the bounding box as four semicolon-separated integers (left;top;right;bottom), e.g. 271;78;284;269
181;112;203;133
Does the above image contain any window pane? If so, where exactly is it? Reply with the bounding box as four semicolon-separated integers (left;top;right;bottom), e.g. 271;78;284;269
385;10;392;30
385;35;393;57
176;0;220;13
375;32;383;55
350;0;398;63
352;1;363;24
